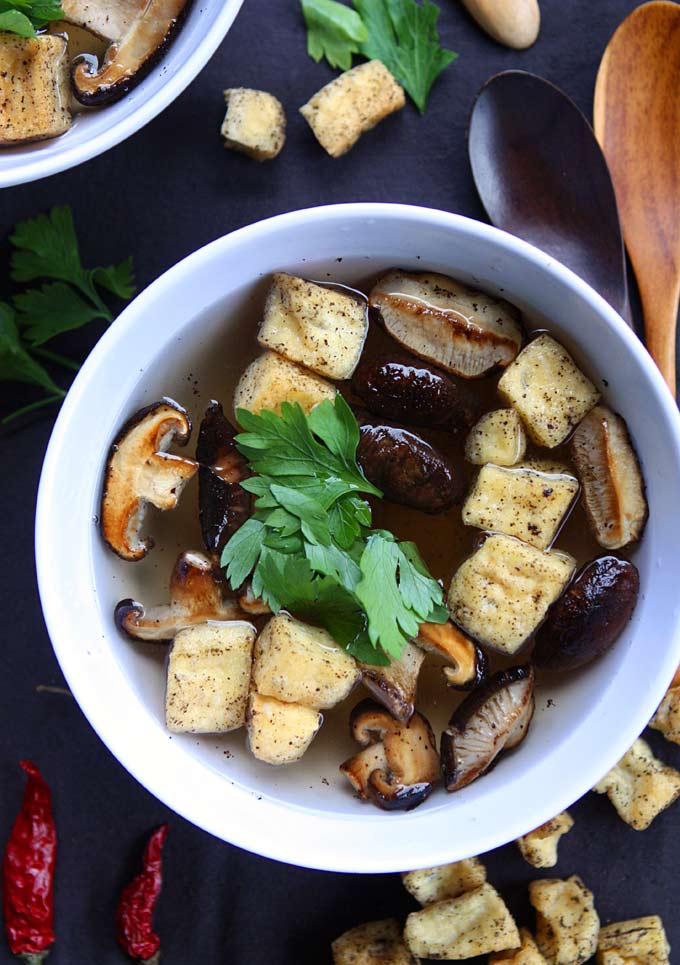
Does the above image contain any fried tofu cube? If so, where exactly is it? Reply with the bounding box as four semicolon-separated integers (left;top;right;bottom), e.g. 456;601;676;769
597;916;670;965
404;883;520;959
517;811;574;868
465;408;527;466
498;334;600;448
462;463;579;551
530;876;600;965
491;928;548;965
252;612;360;709
221;88;286;160
0;34;71;144
165;622;255;733
258;273;367;380
300;59;405;158
593;738;680;830
447;534;575;655
332;918;419;965
234;351;336;417
246;692;322;765
650;684;680;745
401;858;487;905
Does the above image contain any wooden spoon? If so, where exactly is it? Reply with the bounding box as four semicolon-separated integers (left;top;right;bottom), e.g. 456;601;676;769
594;1;680;396
469;71;632;325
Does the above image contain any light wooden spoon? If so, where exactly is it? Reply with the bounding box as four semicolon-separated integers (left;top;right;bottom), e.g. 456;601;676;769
594;1;680;397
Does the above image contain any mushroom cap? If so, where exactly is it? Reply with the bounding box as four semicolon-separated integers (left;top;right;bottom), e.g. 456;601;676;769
441;666;535;792
101;398;197;562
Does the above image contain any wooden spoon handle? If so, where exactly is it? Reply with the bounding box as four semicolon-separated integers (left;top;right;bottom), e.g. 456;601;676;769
636;271;679;397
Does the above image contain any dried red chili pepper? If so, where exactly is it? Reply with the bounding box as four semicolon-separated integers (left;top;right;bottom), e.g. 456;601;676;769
2;761;56;965
116;824;169;964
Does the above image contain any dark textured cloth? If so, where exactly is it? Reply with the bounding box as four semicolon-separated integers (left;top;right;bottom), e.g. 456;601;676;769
1;1;677;961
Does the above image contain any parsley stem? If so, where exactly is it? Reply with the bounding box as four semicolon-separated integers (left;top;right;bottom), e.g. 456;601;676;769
31;346;80;372
2;391;65;425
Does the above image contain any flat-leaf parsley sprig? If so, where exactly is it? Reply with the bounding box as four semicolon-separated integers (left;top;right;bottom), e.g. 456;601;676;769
1;206;135;425
220;397;448;665
300;0;457;113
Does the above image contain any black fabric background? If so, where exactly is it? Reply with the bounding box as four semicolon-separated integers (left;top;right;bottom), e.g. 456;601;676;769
1;1;679;962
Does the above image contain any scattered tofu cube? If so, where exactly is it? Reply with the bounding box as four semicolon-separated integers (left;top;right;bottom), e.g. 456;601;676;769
462;463;579;550
233;350;336;417
221;88;286;161
517;811;574;868
650;682;680;745
593;738;680;830
300;59;405;158
465;408;527;466
165;622;255;733
597;916;670;965
404;883;520;959
332;918;419;965
498;334;600;448
252;612;360;709
246;692;322;765
258;273;368;380
447;534;575;655
401;857;487;905
0;34;71;145
529;876;600;965
490;928;548;965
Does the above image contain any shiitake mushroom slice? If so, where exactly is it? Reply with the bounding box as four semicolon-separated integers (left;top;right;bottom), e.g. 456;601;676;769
533;556;640;672
441;666;535;792
340;699;440;811
571;405;647;550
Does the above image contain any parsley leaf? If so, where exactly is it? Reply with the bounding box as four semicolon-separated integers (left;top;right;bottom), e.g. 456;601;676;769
355;0;457;113
2;206;135;425
0;303;61;393
14;282;108;346
301;0;368;70
221;399;447;663
236;398;380;498
0;0;62;35
10;206;136;344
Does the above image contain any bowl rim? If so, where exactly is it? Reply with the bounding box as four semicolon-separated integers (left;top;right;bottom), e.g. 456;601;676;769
35;202;680;872
0;0;244;189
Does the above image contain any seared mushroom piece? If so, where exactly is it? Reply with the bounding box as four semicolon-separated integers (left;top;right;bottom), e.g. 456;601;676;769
71;0;191;106
533;557;640;672
196;402;250;560
416;621;487;690
571;405;648;550
61;0;145;41
115;550;243;641
369;270;524;379
341;700;440;811
101;398;198;561
359;642;425;723
351;355;480;430
441;666;535;792
237;583;272;617
357;421;464;513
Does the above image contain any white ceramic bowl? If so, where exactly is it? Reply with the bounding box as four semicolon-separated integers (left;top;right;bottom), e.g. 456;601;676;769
0;0;243;188
36;204;680;872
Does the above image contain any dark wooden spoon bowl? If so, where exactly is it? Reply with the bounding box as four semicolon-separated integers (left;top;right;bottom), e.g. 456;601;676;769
468;69;631;326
